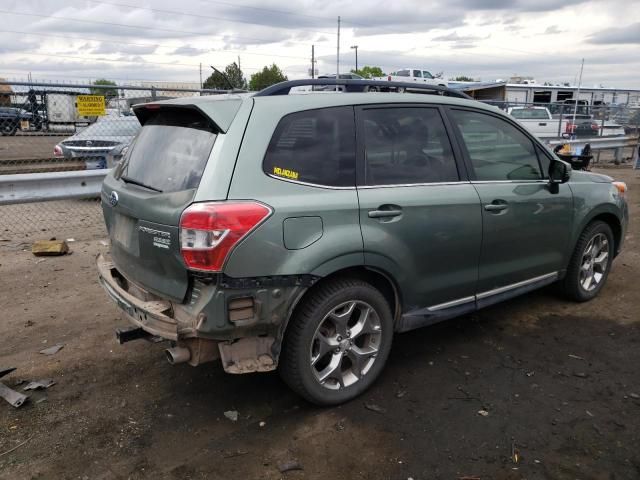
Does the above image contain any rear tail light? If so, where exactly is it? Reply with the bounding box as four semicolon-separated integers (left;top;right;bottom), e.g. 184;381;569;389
565;123;575;134
387;75;391;81
179;201;272;272
53;145;63;157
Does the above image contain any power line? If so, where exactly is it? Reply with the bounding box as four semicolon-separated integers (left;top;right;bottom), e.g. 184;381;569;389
80;0;337;37
194;0;339;23
0;9;329;46
0;29;310;60
8;50;263;71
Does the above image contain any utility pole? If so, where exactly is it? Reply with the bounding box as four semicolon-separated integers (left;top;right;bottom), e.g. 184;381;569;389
350;45;358;72
336;16;340;77
199;63;202;89
311;44;316;78
571;58;584;138
238;56;241;70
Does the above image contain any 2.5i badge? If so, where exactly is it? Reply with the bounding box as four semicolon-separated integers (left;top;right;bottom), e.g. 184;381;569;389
139;225;171;249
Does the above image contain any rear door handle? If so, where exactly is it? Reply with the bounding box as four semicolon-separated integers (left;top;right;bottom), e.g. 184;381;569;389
484;203;508;212
368;209;403;218
538;122;547;126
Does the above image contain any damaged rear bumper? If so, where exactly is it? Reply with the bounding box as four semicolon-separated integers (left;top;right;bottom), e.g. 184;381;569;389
97;254;179;340
96;254;313;372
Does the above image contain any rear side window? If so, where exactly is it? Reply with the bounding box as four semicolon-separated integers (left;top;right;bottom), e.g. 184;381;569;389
413;70;422;78
361;107;459;185
121;109;216;193
263;107;356;187
451;109;542;181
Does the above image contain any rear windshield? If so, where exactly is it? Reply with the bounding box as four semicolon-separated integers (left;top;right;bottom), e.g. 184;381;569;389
396;70;410;77
510;109;549;120
121;109;217;193
77;118;140;137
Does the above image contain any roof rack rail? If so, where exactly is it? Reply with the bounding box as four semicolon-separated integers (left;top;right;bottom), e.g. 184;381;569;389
254;79;471;99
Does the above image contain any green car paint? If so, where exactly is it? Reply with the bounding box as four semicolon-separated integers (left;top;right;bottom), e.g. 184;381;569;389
98;89;629;373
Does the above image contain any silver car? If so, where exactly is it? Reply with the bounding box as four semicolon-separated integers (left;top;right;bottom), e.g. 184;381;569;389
54;116;140;169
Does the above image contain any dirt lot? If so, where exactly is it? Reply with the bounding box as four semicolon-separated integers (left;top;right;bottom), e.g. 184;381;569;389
1;168;639;480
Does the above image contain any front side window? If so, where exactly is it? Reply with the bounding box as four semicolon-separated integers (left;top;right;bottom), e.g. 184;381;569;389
423;71;434;79
450;109;542;181
362;107;459;185
263;106;355;187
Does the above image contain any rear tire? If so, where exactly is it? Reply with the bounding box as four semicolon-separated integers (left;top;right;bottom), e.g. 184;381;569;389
279;278;393;406
561;221;614;302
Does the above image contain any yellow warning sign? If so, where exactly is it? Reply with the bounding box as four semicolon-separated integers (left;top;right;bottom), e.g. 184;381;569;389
76;95;106;116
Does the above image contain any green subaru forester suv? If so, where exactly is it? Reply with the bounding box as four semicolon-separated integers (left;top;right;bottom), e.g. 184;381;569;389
98;80;628;405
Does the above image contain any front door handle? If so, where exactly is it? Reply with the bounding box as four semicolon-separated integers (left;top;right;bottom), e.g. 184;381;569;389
484;203;508;212
368;209;403;218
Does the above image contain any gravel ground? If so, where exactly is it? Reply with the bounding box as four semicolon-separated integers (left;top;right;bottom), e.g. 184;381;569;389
0;167;638;480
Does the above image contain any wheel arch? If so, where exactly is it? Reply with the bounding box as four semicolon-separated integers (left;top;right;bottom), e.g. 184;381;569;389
274;265;402;363
574;208;623;257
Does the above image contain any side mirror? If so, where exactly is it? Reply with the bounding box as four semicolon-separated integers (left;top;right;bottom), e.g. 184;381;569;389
548;160;571;193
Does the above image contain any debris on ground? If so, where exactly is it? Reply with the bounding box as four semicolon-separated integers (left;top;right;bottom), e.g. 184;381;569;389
568;354;585;360
364;402;387;414
278;460;303;473
23;379;55;391
39;344;64;355
31;240;69;257
0;436;33;458
222;449;249;459
0;368;28;408
477;409;489;417
573;372;588;378
396;389;407;398
0;367;16;378
259;421;266;427
629;393;639;399
0;382;28;408
223;410;239;422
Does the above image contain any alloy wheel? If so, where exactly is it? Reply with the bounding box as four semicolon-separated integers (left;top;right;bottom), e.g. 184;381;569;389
579;233;609;292
309;300;382;390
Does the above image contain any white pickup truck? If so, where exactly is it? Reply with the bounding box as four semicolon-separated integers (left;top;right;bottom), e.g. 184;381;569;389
373;68;448;87
508;106;625;139
507;106;563;138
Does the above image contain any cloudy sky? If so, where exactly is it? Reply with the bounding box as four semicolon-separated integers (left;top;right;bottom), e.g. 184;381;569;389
1;0;639;87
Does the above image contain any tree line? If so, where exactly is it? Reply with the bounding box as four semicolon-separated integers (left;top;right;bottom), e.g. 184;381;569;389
91;64;480;96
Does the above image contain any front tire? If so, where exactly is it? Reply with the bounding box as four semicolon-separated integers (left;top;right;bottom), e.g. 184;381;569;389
279;278;393;405
1;122;17;136
562;221;614;302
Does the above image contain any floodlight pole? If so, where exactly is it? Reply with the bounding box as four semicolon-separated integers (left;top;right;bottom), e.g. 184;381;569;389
351;45;358;72
571;58;584;134
336;16;341;91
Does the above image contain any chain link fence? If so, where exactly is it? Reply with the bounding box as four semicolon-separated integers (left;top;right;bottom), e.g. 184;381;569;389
1;80;639;248
0;80;226;248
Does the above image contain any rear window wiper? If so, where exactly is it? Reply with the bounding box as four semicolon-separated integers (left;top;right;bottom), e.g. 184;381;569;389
120;175;163;193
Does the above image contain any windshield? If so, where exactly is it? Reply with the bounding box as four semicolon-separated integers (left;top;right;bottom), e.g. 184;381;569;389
120;109;216;193
77;119;140;137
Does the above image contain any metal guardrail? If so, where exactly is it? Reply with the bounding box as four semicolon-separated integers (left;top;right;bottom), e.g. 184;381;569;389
547;135;638;150
0;169;108;205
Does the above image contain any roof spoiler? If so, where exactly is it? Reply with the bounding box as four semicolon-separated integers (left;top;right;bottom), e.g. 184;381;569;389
254;79;472;99
132;98;243;133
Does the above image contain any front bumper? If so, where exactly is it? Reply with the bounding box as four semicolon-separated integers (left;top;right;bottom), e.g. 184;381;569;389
97;254;179;340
